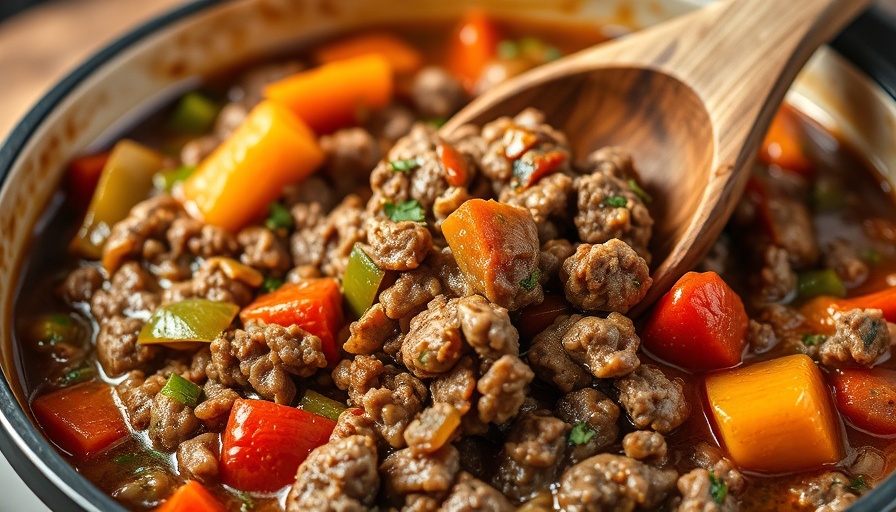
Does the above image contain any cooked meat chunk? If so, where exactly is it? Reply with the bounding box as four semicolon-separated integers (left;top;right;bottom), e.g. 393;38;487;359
757;245;797;303
477;354;534;424
96;316;159;378
676;468;738;512
747;319;777;354
691;442;745;495
330;408;380;443
764;191;819;268
623;431;667;463
790;472;858;512
539;239;576;282
344;303;400;355
401;295;464;378
441;472;514;512
112;466;176;510
332;355;386;405
290;194;367;278
431;356;477;415
492;411;569;501
193;379;239;427
562;313;641;378
457;294;520;362
561;240;651;313
615;365;690;434
527;315;593;393
574;172;653;264
500;173;574;242
207;323;327;404
320;127;382;186
403;494;441;512
412;66;467;119
433;186;474;230
167;217;239;261
116;371;165;431
579;146;638;181
162;257;255;306
404;402;462;454
824;239;869;286
820;308;890;366
102;195;185;274
148;390;201;452
364;218;433;271
366;103;416;145
555;388;620;462
230;60;304;108
237;226;291;275
90;262;160;322
381;444;461;495
286;435;380;512
359;368;428;448
59;265;104;304
176;433;219;482
557;454;678;512
380;262;444;320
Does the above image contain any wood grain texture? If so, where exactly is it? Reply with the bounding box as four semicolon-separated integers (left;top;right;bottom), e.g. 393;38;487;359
443;0;872;314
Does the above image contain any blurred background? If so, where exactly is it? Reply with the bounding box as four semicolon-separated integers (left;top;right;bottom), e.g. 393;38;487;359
0;0;895;510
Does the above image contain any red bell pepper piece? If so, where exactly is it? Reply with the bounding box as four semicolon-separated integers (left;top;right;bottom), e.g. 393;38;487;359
65;151;111;210
447;9;501;91
828;367;896;436
220;399;336;493
438;142;469;187
153;480;227;512
759;106;813;176
239;278;343;364
31;381;129;459
640;271;749;372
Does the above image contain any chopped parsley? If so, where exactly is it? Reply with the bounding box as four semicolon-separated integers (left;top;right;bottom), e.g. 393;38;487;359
628;179;653;203
861;248;881;264
418;350;429;364
264;201;293;231
238;491;255;512
632;278;642;287
520;269;542;291
390;158;420;173
425;118;447;128
605;195;628;208
802;333;827;346
568;422;596;445
62;366;95;385
261;276;284;294
114;454;136;465
709;471;728;505
863;320;880;349
848;475;869;493
384;199;426;223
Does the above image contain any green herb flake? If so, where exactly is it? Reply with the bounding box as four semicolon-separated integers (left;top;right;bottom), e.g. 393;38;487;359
63;366;95;385
709;471;728;505
802;333;827;346
418;350;429;364
114;454;136;465
384;199;426;224
497;39;520;59
568;422;596;445
261;276;284;294
238;491;256;512
861;248;881;264
264;201;294;231
605;196;628;208
160;373;203;408
520;269;542;291
627;179;653;203
632;278;642;287
425;118;447;129
863;320;880;349
848;475;869;493
390;158;420;173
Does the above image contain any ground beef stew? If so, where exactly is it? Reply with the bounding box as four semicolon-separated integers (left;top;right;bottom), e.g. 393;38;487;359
14;10;896;512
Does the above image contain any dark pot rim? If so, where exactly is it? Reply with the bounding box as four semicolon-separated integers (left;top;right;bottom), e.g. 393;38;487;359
1;2;895;511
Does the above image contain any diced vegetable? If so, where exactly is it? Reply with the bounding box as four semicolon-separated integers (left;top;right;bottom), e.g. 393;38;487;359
829;367;896;436
138;298;239;349
300;390;346;421
220;399;336;492
153;165;196;192
27;314;81;348
153;480;227;512
264;201;294;231
704;354;844;473
641;272;748;372
390;158;419;173
441;199;541;310
801;286;896;332
72;140;164;259
408;404;461;452
180;100;324;232
65;151;110;210
447;9;501;90
343;243;387;318
759;106;814;176
314;31;423;75
239;278;344;364
206;257;264;288
511;149;566;188
798;269;846;299
264;55;393;134
160;374;203;408
438;142;470;187
168;92;220;134
31;382;129;459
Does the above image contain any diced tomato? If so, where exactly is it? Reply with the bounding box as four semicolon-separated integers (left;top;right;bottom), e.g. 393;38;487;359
31;381;129;459
239;278;343;364
153;480;227;512
65;151;110;210
438;142;469;187
829;367;896;436
447;9;501;91
759;106;813;176
640;271;748;372
220;399;336;492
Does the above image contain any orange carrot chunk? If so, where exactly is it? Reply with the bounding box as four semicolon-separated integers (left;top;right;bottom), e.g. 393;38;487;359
759;105;813;176
31;381;129;459
829;367;896;436
314;31;423;75
641;271;748;372
801;286;896;333
153;480;227;512
180;100;324;232
705;354;844;473
264;54;393;134
447;9;501;91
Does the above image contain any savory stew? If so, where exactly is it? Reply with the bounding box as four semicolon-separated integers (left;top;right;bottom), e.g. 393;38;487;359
14;10;896;512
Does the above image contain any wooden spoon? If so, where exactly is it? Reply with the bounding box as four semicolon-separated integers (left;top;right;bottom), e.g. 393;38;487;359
441;0;871;315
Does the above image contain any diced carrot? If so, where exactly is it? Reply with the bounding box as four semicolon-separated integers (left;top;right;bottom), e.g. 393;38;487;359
153;480;227;512
641;272;748;372
704;354;844;473
314;31;423;75
801;286;896;333
65;151;110;210
220;399;336;493
240;278;344;364
437;142;469;187
31;381;129;459
447;9;502;91
442;199;541;311
180;100;324;233
829;367;896;436
264;55;393;134
759;106;813;176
